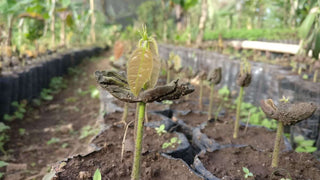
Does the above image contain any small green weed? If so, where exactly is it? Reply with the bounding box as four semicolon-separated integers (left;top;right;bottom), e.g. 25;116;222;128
47;137;60;145
242;167;253;179
155;124;166;136
162;137;181;149
79;125;99;139
218;86;230;101
18;128;26;136
294;135;317;153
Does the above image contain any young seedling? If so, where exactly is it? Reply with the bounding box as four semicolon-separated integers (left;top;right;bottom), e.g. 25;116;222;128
207;67;222;120
93;168;101;180
155;124;166;136
162;137;181;149
198;70;207;111
167;52;182;84
313;61;320;82
242;167;253;179
95;27;194;180
260;97;316;168
233;60;252;139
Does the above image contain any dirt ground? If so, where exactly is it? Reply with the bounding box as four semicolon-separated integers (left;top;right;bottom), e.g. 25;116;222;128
3;52;111;180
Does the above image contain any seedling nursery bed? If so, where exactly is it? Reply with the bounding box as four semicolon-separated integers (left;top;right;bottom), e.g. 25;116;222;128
51;80;320;180
0;46;106;121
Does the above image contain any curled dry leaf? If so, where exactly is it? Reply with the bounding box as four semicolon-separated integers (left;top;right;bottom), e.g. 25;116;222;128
207;67;222;84
260;99;317;125
236;72;252;87
95;71;194;103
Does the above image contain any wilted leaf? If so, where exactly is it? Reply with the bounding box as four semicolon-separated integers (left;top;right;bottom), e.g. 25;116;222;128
114;41;124;60
127;48;154;96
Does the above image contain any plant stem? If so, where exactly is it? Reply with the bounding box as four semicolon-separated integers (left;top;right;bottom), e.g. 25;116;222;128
131;102;146;180
208;83;215;120
272;121;283;168
298;65;302;75
167;69;171;84
233;87;244;139
121;103;128;123
314;69;318;83
199;79;203;111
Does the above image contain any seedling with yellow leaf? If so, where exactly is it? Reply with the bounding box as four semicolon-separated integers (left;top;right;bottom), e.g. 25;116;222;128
95;26;194;180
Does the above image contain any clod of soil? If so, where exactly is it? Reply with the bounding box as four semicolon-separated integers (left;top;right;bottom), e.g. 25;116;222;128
200;146;320;180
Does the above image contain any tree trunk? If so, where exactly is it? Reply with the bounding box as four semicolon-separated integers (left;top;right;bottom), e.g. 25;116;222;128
51;0;56;48
175;4;183;32
161;0;167;42
90;0;96;43
196;0;208;46
6;15;14;47
60;20;65;46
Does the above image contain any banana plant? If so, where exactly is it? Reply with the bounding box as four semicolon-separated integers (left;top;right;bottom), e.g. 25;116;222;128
298;3;320;59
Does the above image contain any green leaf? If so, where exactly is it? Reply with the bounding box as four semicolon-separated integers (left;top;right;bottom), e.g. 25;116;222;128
93;168;101;180
0;161;8;168
170;137;178;143
312;30;320;59
0;123;10;132
299;9;317;39
127;48;154;96
243;167;249;174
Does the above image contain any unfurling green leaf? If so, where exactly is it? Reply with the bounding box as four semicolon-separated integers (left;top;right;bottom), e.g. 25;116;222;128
127;48;154;96
93;168;102;180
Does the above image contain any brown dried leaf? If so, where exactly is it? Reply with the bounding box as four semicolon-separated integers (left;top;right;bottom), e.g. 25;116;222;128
114;41;124;60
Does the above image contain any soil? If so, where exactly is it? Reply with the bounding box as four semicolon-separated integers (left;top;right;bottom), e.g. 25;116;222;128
202;118;286;152
57;111;201;180
200;146;320;180
3;53;110;180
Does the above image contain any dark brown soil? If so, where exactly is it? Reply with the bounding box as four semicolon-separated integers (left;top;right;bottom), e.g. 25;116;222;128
200;146;320;180
57;112;201;180
202;119;286;151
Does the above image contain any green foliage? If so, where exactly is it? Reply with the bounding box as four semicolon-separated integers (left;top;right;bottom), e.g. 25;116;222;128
294;135;317;153
61;143;68;148
4;101;27;121
77;86;99;99
204;29;298;41
0;161;8;178
162;137;181;149
240;102;277;130
47;137;60;145
0;123;10;154
41;89;54;101
218;85;230;101
18;128;26;136
79;125;99;139
93;168;102;180
155;124;167;136
242;167;253;179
